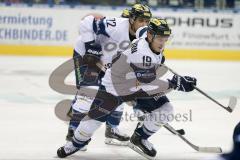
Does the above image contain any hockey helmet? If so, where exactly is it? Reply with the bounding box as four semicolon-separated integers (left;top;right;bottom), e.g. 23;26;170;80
129;4;152;20
147;18;171;37
121;8;130;18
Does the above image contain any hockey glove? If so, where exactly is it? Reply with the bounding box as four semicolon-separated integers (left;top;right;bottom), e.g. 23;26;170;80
83;41;102;67
168;75;197;92
85;41;103;57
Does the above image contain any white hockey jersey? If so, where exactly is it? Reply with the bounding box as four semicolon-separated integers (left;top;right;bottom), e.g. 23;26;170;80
102;37;170;97
75;15;131;69
72;15;132;112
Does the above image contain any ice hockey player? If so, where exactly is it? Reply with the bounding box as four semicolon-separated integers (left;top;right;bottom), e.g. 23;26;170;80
121;9;186;137
57;17;197;159
65;3;152;148
125;18;195;159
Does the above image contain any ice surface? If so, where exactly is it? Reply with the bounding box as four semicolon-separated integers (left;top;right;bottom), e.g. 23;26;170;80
0;56;239;160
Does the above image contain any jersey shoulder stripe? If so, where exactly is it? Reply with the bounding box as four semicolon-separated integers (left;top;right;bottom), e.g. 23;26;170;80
139;27;148;38
136;26;148;39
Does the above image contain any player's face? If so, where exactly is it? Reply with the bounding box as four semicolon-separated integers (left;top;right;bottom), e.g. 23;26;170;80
150;34;169;52
133;17;150;32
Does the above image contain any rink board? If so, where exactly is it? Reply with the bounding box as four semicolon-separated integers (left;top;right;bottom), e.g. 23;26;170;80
0;44;240;60
1;6;240;60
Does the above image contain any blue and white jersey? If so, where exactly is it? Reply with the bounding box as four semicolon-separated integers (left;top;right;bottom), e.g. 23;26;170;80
136;26;166;64
76;15;131;69
102;37;169;96
72;15;131;112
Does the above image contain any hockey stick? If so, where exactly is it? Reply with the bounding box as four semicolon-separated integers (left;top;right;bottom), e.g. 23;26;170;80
164;125;185;135
164;123;222;153
162;64;237;113
193;87;237;113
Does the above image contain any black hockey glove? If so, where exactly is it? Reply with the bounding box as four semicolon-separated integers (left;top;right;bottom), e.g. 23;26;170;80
168;75;197;92
85;41;102;57
83;41;102;67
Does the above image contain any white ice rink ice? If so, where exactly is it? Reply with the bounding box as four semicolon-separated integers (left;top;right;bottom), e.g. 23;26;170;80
0;56;239;160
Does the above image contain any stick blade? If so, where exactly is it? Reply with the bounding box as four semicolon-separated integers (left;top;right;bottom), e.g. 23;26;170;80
198;147;222;153
228;96;237;112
